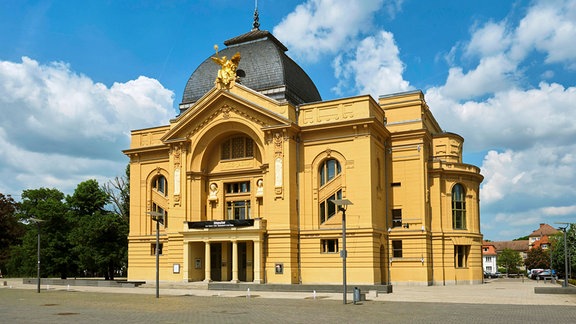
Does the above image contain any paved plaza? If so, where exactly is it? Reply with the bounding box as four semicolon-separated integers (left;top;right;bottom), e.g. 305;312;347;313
1;278;575;323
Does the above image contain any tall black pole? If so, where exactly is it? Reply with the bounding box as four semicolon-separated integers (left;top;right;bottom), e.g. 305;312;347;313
563;227;568;288
341;207;347;304
37;222;41;293
155;217;160;298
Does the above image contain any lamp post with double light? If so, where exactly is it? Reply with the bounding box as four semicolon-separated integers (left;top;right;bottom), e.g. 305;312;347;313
330;199;353;305
555;222;571;288
148;211;164;298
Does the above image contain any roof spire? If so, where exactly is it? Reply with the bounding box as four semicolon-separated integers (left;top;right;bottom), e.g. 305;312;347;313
252;0;260;31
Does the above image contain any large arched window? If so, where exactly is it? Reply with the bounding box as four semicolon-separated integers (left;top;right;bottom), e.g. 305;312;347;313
318;158;343;224
221;136;254;160
319;158;341;186
452;183;466;229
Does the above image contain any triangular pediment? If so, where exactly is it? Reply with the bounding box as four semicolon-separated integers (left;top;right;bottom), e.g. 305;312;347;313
162;84;295;143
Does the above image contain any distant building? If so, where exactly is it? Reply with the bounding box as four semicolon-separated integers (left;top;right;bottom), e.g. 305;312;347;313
528;223;559;250
123;14;484;287
482;242;498;274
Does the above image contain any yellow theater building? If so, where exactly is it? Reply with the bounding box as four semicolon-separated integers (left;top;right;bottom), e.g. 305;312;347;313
124;20;483;288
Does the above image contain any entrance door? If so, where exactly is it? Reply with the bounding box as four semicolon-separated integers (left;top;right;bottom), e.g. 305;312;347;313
239;242;247;282
210;243;222;281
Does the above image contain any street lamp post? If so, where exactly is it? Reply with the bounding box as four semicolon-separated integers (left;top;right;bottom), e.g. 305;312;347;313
29;218;44;293
331;199;353;305
555;222;570;288
148;211;164;298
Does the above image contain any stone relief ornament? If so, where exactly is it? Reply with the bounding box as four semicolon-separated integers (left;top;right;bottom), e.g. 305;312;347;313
208;183;218;202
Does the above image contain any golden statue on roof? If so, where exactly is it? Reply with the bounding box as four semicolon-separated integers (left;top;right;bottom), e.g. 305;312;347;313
211;45;241;87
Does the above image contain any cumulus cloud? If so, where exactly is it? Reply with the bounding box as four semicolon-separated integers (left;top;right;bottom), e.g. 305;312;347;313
0;57;174;195
333;31;412;98
425;0;576;239
273;0;385;62
275;0;411;99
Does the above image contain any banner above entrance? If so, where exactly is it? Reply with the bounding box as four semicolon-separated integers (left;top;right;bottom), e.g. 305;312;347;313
188;219;255;229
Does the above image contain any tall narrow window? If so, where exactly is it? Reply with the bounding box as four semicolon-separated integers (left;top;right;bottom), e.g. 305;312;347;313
454;245;470;268
392;240;403;258
224;181;251;220
392;209;402;228
319;190;342;224
319;158;341;186
221;136;254;160
153;175;167;196
452;184;466;229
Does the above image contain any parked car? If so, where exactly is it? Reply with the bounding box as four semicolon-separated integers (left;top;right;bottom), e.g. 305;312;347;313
528;269;544;279
484;271;500;278
536;270;553;280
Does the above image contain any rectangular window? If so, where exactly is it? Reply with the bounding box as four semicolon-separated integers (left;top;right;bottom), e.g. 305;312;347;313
485;256;492;262
392;240;403;258
225;182;251;194
454;245;470;268
486;266;492;272
151;243;163;256
226;200;251;220
391;182;401;187
392;209;402;228
321;239;339;253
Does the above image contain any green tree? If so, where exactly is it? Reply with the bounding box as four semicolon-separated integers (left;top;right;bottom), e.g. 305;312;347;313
68;179;128;280
0;193;25;276
551;225;576;278
497;248;523;275
524;246;549;270
15;188;72;278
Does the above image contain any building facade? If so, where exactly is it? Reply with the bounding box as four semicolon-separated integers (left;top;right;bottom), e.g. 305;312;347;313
482;242;498;275
124;25;484;287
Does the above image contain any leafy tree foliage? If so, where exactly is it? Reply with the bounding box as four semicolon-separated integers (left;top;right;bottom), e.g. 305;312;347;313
524;247;550;270
13;188;73;278
67;179;128;280
5;179;129;280
550;225;576;278
497;248;523;275
0;193;25;276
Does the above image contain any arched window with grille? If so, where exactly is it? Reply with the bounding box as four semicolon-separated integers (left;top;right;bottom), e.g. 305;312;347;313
452;183;466;229
220;135;254;160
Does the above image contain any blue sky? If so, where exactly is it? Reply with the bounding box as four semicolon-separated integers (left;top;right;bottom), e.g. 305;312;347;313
1;0;575;241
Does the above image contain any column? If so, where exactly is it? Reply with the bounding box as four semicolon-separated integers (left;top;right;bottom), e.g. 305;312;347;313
231;240;239;283
182;242;189;282
204;241;211;282
253;239;262;283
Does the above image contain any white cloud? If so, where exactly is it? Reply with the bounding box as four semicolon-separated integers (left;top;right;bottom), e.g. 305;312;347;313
273;0;384;62
424;0;576;239
465;21;511;58
0;57;174;196
332;30;412;98
511;0;576;66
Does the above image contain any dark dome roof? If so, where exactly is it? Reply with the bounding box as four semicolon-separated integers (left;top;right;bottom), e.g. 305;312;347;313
180;30;321;112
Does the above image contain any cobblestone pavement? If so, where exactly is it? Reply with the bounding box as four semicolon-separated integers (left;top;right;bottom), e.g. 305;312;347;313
1;278;575;323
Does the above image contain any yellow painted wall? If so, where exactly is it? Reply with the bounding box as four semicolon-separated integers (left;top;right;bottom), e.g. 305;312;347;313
124;88;483;287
